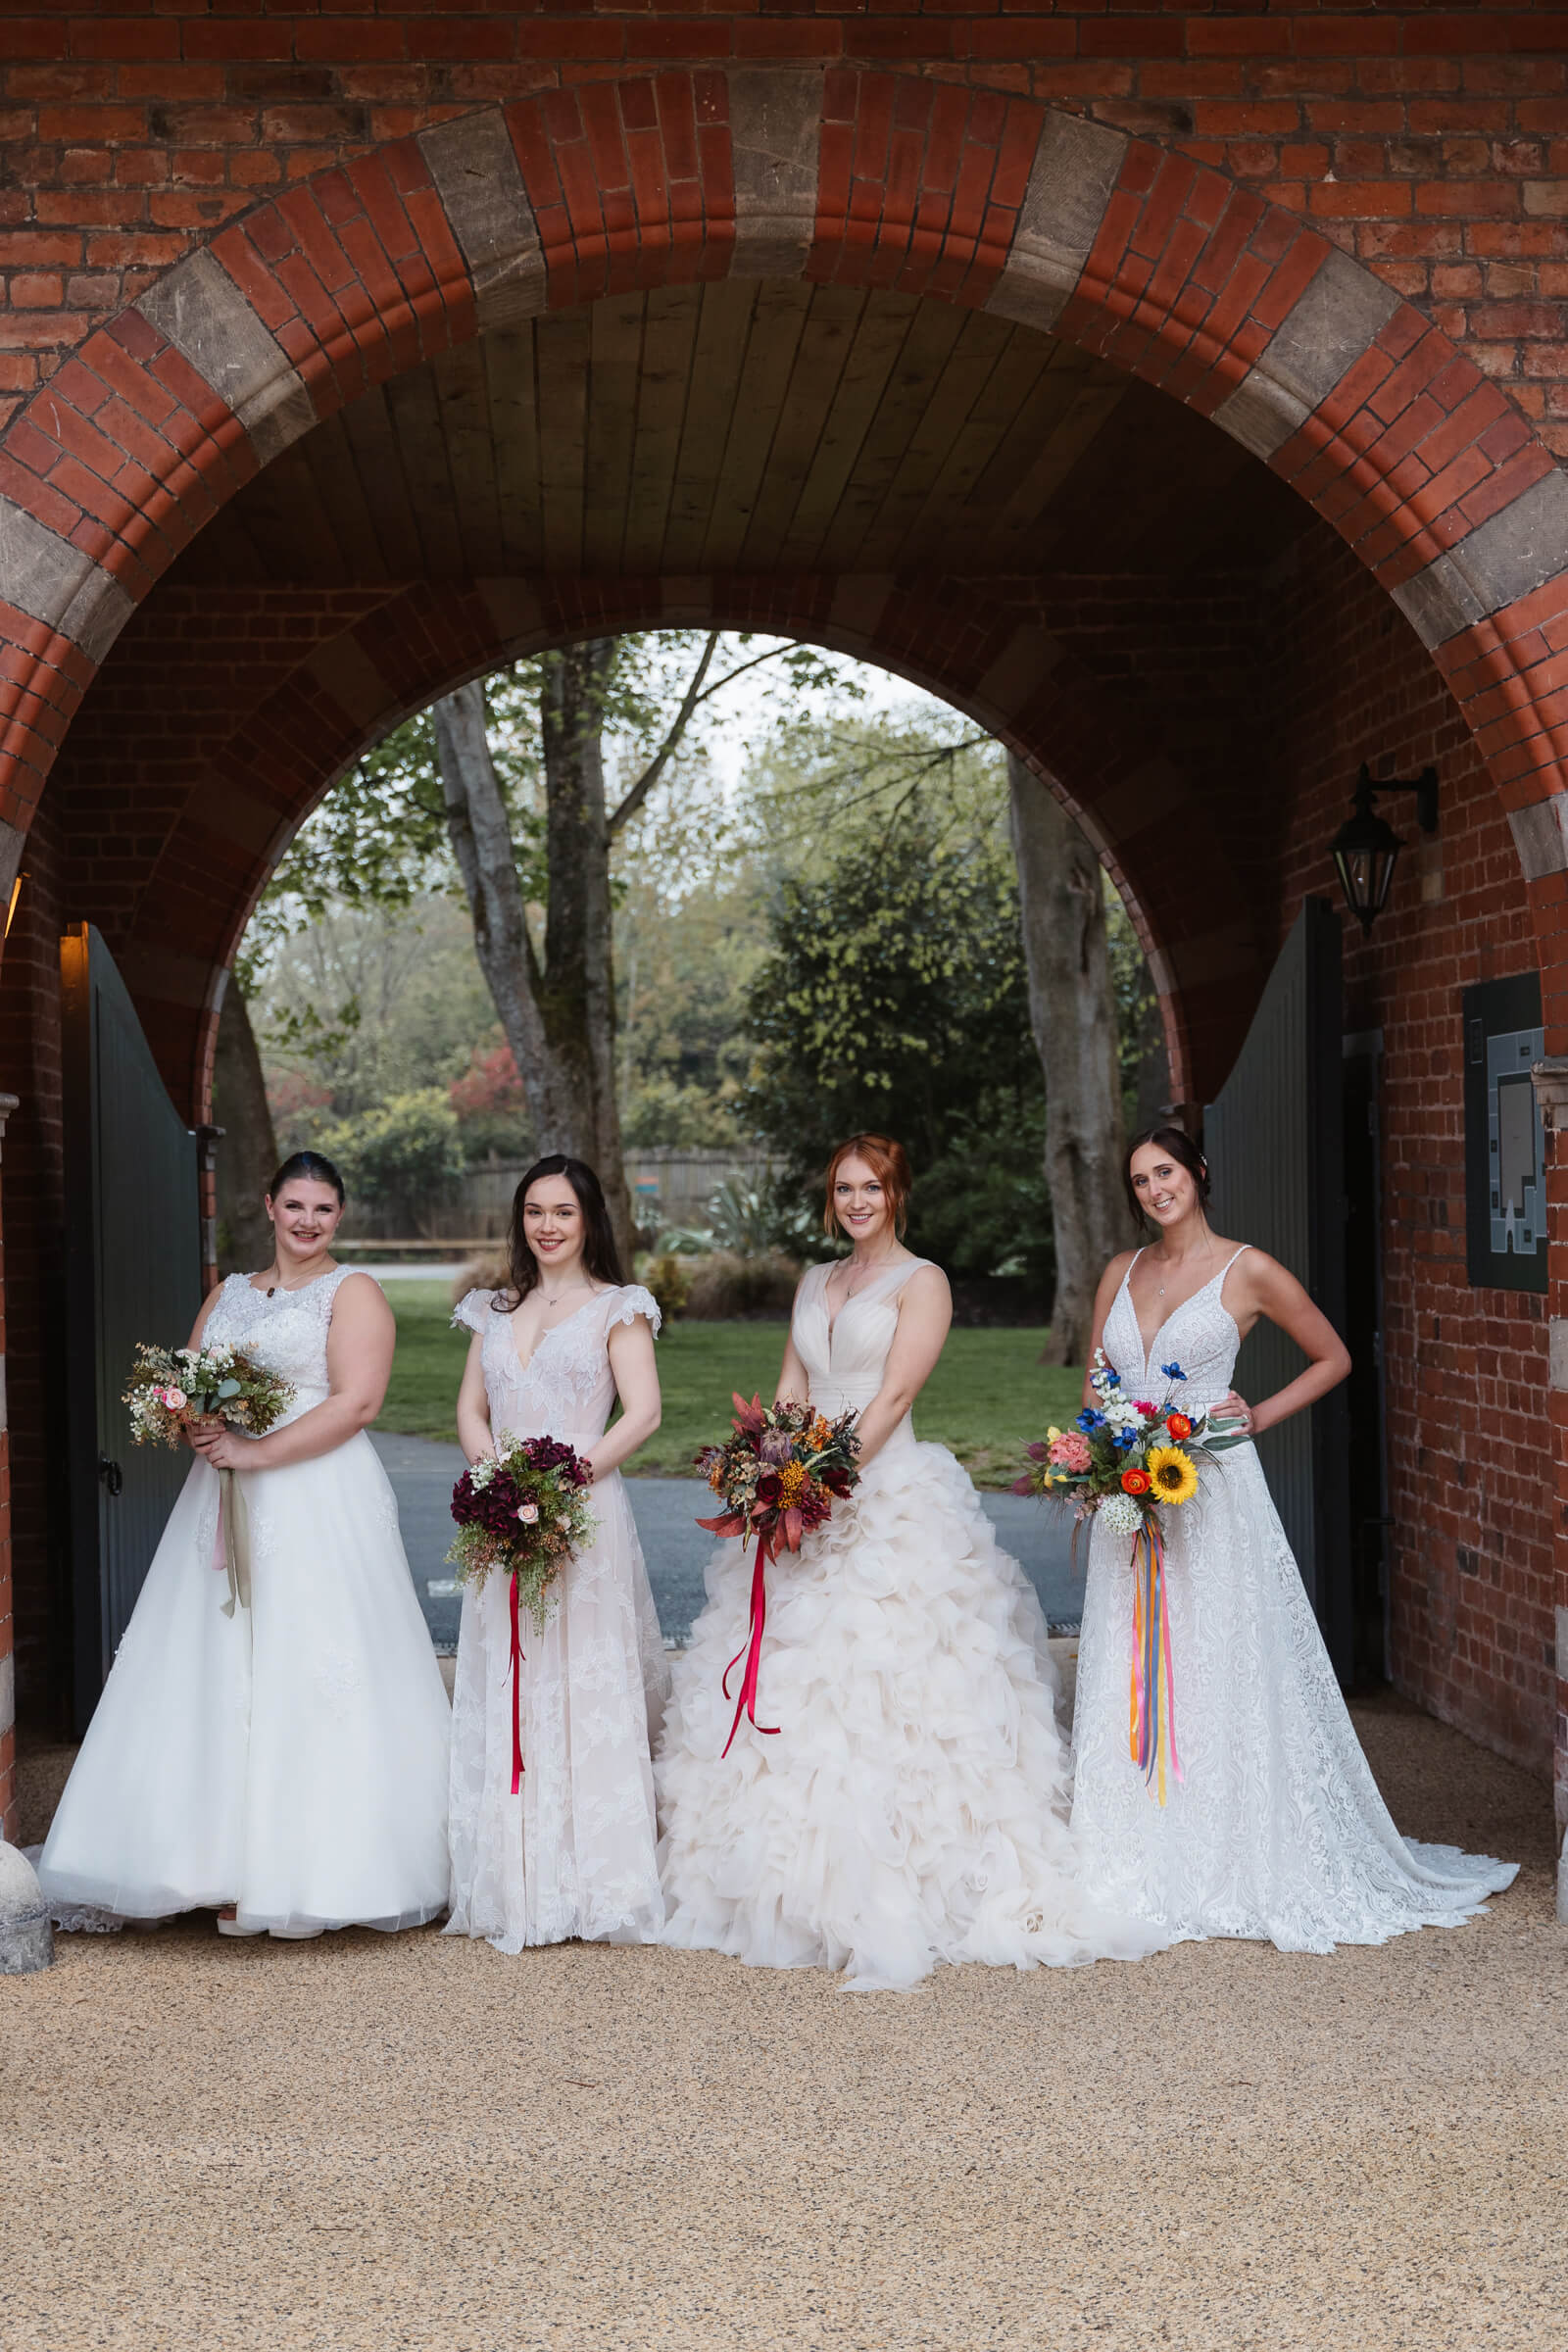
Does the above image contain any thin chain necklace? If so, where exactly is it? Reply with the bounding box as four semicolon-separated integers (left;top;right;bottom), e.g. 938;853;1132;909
537;1270;593;1309
264;1256;331;1298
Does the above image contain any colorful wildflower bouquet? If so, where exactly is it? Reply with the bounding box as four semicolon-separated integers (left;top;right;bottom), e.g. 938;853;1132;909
1015;1351;1250;1802
695;1394;861;1756
124;1340;296;1616
448;1434;596;1791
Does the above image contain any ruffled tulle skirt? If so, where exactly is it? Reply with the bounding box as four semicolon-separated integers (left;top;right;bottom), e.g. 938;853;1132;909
1071;1443;1517;1952
37;1436;452;1936
655;1434;1169;1990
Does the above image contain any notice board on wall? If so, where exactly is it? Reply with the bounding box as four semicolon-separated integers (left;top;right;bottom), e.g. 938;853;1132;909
1462;971;1547;1294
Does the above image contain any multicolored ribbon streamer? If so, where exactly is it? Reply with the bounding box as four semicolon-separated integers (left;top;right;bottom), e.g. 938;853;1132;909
721;1531;780;1759
1128;1516;1182;1804
508;1572;525;1794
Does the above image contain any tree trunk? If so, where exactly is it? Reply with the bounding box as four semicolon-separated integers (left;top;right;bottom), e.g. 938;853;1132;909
213;981;278;1276
434;652;636;1269
1007;754;1128;1367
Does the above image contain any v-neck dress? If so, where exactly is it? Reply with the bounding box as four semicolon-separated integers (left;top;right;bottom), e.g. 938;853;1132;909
1070;1247;1516;1951
655;1257;1170;1990
444;1283;670;1953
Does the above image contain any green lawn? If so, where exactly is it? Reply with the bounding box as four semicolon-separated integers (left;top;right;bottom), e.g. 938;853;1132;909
377;1279;1085;1489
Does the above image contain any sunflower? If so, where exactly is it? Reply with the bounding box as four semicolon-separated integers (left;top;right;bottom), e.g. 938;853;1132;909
1146;1446;1199;1505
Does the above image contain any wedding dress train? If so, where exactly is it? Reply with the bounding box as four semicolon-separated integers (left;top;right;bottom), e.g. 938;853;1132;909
1070;1248;1517;1952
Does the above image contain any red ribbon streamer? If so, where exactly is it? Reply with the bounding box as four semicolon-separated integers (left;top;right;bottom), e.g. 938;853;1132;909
721;1530;780;1758
509;1572;525;1795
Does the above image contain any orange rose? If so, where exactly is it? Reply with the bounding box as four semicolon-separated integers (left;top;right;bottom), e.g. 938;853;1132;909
1166;1412;1192;1441
1120;1468;1151;1494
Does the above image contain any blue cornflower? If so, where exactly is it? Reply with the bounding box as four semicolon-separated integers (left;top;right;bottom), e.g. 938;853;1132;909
1113;1427;1138;1450
1076;1408;1105;1434
1159;1361;1186;1382
1102;1368;1121;1388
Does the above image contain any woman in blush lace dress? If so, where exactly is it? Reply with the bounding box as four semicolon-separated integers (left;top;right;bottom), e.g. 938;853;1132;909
445;1154;669;1955
37;1151;452;1939
657;1133;1169;1993
1071;1125;1517;1954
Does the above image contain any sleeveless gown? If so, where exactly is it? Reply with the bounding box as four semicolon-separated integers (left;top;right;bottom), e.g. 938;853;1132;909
37;1267;453;1935
1071;1247;1518;1951
656;1258;1169;1990
445;1283;671;1953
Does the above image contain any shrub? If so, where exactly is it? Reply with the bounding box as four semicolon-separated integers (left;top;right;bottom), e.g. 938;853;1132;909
682;1250;800;1321
639;1250;692;1324
316;1087;466;1234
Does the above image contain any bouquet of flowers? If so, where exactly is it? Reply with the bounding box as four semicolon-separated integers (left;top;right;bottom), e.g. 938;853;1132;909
695;1394;861;1756
124;1340;296;1617
124;1340;294;1448
1016;1351;1249;1803
448;1433;596;1792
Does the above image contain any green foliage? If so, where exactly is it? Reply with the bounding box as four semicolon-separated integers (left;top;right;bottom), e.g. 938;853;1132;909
661;1173;822;1260
742;803;1044;1278
315;1088;466;1233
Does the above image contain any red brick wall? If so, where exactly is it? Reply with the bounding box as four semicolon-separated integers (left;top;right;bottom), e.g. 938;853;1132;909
4;10;1568;452
1269;530;1553;1774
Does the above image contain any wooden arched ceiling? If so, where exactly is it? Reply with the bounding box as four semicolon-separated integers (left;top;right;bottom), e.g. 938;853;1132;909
180;280;1307;590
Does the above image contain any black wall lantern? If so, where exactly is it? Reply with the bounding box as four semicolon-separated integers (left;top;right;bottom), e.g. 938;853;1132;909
1330;762;1439;934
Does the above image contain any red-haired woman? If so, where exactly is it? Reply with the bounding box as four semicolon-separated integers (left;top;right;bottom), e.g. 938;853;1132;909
656;1135;1167;1991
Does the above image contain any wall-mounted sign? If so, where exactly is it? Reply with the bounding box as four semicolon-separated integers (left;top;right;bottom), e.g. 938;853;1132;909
1462;971;1546;1294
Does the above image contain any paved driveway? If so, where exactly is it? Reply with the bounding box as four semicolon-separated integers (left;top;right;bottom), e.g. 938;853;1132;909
370;1430;1087;1649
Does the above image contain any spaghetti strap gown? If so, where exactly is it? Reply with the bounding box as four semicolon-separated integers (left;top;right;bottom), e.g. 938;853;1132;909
37;1267;453;1935
656;1258;1170;1991
1070;1246;1518;1952
444;1283;671;1954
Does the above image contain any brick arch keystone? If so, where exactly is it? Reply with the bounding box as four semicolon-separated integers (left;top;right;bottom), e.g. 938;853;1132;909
2;71;1567;1031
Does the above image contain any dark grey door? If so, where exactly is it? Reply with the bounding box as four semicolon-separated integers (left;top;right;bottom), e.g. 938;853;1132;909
62;923;202;1733
1203;897;1353;1682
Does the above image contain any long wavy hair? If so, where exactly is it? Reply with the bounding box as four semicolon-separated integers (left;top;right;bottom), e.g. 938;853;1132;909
497;1153;624;1309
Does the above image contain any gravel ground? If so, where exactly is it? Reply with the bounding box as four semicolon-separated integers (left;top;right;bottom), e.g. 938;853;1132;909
6;1691;1562;2352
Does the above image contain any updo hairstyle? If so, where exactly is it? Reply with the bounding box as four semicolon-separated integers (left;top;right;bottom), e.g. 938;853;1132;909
267;1149;346;1205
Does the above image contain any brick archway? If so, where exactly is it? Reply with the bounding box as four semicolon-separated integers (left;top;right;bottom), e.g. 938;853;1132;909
89;572;1244;1129
1;69;1566;1014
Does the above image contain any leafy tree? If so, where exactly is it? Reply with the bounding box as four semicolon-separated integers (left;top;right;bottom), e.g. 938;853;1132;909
742;806;1050;1284
314;1087;466;1236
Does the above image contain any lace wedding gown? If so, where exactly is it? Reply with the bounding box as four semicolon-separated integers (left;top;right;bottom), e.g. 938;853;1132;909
37;1267;452;1935
657;1258;1169;1991
1071;1247;1517;1952
445;1284;670;1953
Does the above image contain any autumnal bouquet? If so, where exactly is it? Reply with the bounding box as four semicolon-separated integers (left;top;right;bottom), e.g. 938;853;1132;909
124;1339;296;1617
695;1393;861;1756
1016;1351;1250;1803
124;1339;295;1449
448;1433;596;1791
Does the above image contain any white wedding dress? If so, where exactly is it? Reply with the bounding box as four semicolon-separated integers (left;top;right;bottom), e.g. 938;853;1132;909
445;1284;670;1954
657;1258;1169;1990
1071;1247;1517;1951
37;1267;452;1935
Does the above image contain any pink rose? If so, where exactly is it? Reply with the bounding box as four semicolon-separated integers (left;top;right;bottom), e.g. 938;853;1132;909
162;1387;187;1411
516;1501;540;1525
1048;1432;1092;1473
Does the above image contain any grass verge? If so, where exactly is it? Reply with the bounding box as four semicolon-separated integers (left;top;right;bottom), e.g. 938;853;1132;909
375;1278;1086;1490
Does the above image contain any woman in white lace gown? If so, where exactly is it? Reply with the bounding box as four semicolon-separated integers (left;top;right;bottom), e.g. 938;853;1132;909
657;1133;1169;1992
446;1153;669;1954
37;1152;452;1937
1071;1126;1517;1953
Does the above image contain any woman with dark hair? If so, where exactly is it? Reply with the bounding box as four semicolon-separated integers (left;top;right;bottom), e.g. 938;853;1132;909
1070;1126;1516;1951
38;1151;452;1938
657;1134;1168;1990
445;1153;668;1953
